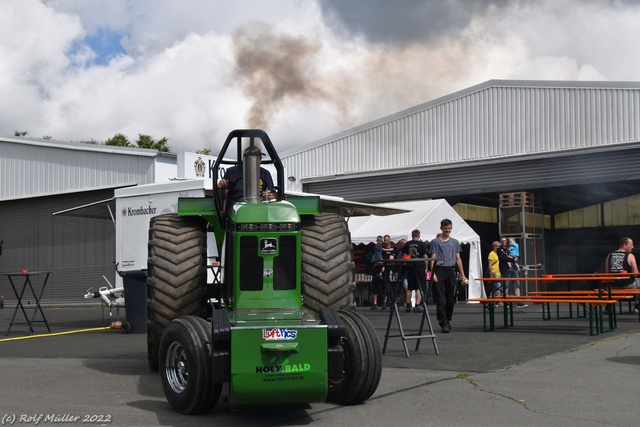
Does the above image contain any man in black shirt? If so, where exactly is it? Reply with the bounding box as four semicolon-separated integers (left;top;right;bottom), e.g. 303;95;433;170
497;237;527;308
605;237;640;313
402;230;429;313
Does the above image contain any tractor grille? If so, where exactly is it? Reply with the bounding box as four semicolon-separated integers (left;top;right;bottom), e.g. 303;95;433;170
273;235;296;290
239;236;263;291
236;223;299;232
238;235;297;291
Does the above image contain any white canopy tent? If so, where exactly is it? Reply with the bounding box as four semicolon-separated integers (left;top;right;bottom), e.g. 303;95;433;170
348;199;486;300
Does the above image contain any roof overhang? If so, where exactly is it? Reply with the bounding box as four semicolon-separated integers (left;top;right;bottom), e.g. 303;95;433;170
53;198;116;222
51;190;407;223
305;142;640;215
287;191;410;217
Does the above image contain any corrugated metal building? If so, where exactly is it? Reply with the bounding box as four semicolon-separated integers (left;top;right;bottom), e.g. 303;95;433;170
281;80;640;273
0;137;174;304
283;80;640;209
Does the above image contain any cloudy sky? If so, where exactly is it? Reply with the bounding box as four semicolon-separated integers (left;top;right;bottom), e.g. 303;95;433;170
2;0;639;154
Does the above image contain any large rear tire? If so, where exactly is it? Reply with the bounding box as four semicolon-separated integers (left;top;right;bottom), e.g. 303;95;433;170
327;309;382;405
300;213;356;316
159;316;221;414
147;214;208;370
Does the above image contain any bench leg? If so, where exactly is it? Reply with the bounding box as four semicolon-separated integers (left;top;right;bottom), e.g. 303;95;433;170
482;303;488;331
483;302;496;332
589;305;594;336
604;303;616;331
503;303;509;328
589;304;610;336
541;302;551;320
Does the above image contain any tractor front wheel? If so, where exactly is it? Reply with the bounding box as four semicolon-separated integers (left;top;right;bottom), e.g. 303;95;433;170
327;309;382;405
159;316;221;414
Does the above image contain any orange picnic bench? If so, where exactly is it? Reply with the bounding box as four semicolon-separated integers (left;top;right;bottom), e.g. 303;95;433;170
468;297;618;336
529;290;639;319
473;275;633;336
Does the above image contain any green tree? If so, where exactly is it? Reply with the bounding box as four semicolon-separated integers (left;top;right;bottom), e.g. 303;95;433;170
135;134;170;152
42;135;53;140
14;130;28;137
105;133;131;147
196;148;212;155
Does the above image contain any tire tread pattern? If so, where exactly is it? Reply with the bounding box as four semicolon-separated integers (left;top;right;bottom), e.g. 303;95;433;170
301;213;356;315
147;214;208;370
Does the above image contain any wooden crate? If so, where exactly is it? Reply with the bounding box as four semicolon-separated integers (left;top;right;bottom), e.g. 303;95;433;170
499;192;541;208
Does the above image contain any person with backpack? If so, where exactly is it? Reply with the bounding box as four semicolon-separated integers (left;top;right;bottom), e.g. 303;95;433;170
402;230;429;313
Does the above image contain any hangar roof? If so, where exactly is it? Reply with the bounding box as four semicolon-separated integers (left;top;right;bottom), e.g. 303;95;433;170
283;79;640;214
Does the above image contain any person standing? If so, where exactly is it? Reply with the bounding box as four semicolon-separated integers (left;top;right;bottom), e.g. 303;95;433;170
402;230;429;313
392;239;409;311
605;237;640;313
370;235;384;309
497;237;527;308
379;235;395;310
373;235;383;260
429;219;467;333
382;234;395;260
487;241;502;298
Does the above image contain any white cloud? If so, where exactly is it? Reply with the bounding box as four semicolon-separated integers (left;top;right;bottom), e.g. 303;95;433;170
491;0;640;81
46;0;318;56
45;0;131;33
42;32;242;150
2;0;640;153
0;1;82;119
512;56;606;81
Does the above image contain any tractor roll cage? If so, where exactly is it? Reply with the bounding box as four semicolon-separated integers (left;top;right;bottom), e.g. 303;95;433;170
211;129;286;220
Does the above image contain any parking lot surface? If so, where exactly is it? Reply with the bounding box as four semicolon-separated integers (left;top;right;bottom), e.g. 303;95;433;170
1;302;639;426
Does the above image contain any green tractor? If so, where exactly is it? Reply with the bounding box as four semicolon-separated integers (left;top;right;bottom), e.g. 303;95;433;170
146;129;382;413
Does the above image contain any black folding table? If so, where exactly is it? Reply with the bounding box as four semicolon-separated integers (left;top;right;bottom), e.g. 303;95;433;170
2;270;52;335
379;258;439;357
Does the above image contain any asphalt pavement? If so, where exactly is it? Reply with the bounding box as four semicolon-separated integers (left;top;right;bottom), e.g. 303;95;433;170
0;301;639;426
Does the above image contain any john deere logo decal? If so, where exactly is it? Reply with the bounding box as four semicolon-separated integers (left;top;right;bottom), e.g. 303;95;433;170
260;238;277;254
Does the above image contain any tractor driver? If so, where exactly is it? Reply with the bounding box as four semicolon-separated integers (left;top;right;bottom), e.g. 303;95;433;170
217;164;276;203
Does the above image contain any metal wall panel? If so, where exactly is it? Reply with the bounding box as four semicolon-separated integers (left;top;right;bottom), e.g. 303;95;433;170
0;138;156;201
0;189;116;305
282;80;640;193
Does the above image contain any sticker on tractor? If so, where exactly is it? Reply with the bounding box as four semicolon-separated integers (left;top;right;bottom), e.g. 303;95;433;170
263;268;273;278
260;238;277;254
256;363;311;374
263;328;298;340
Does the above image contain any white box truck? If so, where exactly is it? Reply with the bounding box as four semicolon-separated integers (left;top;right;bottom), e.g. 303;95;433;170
114;179;213;285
